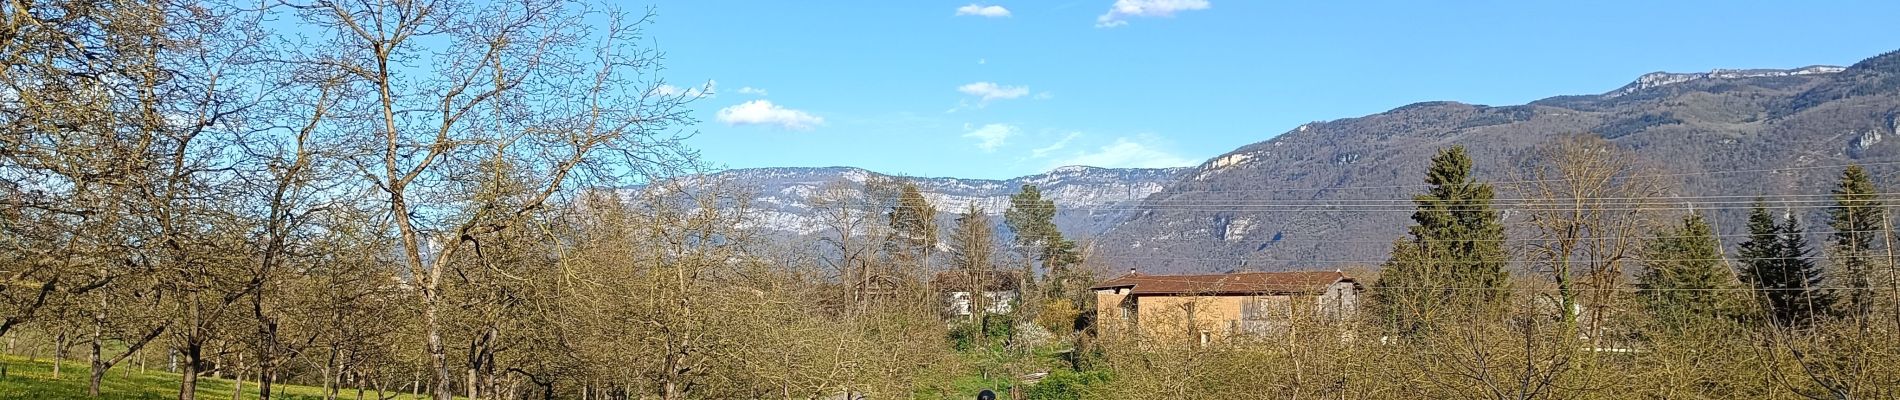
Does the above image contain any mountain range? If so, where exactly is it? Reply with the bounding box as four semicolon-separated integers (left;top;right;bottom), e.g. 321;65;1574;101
707;165;1186;240
712;49;1900;274
1098;50;1900;272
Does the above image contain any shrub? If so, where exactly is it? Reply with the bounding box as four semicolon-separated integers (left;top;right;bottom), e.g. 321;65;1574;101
1025;369;1110;400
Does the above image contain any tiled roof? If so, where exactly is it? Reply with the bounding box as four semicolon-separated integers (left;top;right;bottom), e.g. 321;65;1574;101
1089;270;1353;295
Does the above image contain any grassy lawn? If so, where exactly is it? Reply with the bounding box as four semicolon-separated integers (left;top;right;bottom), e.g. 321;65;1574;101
0;354;417;400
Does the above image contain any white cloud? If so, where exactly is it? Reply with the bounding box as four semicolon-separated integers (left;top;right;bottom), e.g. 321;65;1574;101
1033;91;1054;100
957;82;1030;102
962;123;1018;152
956;4;1013;17
1031;132;1082;158
1096;0;1210;28
736;86;768;96
653;79;717;97
1048;135;1194;168
715;100;824;130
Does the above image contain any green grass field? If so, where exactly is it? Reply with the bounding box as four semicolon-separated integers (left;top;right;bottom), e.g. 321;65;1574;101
0;354;415;400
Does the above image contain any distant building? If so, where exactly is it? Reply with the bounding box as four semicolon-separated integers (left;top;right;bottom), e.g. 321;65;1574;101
1091;269;1360;344
932;270;1021;319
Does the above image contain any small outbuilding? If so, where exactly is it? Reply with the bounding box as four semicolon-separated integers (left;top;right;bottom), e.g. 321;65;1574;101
1090;269;1360;343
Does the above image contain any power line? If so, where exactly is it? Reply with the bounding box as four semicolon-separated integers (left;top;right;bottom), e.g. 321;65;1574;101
1081;230;1871;245
1103;277;1875;292
1085;255;1878;263
1153;160;1900;195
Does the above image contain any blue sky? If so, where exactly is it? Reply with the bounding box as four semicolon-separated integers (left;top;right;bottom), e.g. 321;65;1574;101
642;0;1900;179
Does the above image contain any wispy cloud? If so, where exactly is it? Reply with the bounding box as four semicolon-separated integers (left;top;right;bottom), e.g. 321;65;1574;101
957;82;1030;102
652;80;716;97
1031;132;1082;158
956;4;1013;17
962;123;1019;152
1096;0;1210;28
1048;134;1194;168
715;100;824;130
735;86;768;96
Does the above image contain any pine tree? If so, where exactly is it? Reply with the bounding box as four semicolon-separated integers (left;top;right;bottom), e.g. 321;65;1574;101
885;183;939;271
1375;146;1511;329
1005;184;1081;285
1826;165;1883;317
1777;216;1829;323
1637;213;1746;325
1740;203;1828;328
949;204;997;274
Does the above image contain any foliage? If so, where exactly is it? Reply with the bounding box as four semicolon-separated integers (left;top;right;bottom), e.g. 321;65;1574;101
949;204;1000;276
1033;298;1081;335
886;183;940;270
1638;213;1749;325
1825;165;1885;316
1740;204;1829;328
1376;146;1512;332
949;314;1018;352
1023;369;1109;400
1007;185;1083;276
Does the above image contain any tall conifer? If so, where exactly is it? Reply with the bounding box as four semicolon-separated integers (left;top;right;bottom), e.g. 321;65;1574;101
1638;213;1746;325
1375;146;1511;330
1741;203;1828;327
1827;165;1883;316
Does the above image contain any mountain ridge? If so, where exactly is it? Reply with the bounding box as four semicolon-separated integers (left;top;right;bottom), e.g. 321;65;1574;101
704;165;1189;239
1094;49;1900;273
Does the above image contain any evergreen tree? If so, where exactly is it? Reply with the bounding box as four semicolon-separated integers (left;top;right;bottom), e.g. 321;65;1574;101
1777;216;1829;322
885;183;939;270
1005;184;1081;282
1740;204;1828;328
1637;213;1746;325
1375;146;1511;330
1826;165;1883;317
949;204;997;274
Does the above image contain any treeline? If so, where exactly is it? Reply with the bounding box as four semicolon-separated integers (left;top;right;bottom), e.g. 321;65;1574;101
1078;136;1900;399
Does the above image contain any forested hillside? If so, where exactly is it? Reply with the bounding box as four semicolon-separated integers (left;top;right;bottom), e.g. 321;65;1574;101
1098;51;1900;272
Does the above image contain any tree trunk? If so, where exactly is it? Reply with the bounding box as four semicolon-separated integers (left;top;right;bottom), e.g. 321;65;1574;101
322;348;337;400
53;332;65;379
258;359;275;400
466;368;479;400
88;354;105;396
89;324;103;396
426;293;452;400
179;343;201;400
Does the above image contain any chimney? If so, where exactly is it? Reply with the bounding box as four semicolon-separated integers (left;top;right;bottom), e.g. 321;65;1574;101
1128;268;1137;276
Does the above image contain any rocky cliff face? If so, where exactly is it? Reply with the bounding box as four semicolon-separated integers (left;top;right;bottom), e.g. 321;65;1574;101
1609;65;1846;97
709;165;1187;239
1094;50;1900;273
